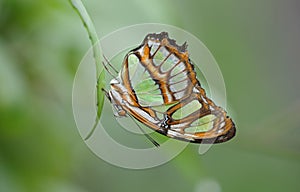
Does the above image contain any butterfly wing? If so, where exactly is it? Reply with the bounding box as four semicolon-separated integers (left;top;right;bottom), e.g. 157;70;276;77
165;86;236;143
115;32;235;143
127;32;197;106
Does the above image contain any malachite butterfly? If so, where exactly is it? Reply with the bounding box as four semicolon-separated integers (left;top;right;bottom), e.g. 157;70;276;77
103;32;236;145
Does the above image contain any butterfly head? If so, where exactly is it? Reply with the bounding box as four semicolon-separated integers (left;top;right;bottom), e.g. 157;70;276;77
108;78;127;117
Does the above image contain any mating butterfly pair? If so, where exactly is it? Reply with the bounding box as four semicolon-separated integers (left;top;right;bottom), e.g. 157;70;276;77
103;32;235;146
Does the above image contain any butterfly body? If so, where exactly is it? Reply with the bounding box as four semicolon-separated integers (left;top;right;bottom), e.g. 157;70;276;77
107;32;236;144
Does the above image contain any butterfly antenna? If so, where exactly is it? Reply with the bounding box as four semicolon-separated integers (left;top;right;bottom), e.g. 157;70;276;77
128;114;160;147
102;61;117;79
103;54;119;74
101;54;118;79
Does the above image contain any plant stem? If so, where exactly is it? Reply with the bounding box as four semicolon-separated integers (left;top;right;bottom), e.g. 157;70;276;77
70;0;105;140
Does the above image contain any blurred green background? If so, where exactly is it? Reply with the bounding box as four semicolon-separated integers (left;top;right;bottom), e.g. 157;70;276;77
1;0;299;191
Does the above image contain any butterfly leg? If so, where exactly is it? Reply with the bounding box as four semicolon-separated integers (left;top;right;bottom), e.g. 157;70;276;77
101;88;111;102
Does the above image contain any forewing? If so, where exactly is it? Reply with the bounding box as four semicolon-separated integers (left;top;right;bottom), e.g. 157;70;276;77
121;32;198;107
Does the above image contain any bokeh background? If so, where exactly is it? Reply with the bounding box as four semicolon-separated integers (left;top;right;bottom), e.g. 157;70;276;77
1;0;299;191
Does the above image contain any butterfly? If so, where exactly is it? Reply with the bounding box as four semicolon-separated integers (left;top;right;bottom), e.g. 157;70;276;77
102;32;236;146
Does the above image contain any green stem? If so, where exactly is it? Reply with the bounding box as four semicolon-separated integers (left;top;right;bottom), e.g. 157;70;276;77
70;0;105;140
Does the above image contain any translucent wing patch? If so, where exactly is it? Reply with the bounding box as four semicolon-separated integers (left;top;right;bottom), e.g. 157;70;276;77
122;33;198;105
126;53;164;106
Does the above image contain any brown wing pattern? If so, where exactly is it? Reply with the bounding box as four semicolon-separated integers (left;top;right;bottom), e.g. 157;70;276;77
130;32;198;104
166;85;236;143
111;32;236;143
